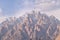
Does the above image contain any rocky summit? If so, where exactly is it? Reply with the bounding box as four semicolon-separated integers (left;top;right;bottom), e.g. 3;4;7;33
0;11;60;40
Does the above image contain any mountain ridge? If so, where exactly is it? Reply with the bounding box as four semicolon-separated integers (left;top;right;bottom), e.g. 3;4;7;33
0;11;60;40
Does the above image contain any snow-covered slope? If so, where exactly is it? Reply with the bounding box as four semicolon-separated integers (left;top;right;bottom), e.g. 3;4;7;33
0;17;6;23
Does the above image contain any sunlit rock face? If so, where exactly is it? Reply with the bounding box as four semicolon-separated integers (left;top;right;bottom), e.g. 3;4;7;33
0;11;60;40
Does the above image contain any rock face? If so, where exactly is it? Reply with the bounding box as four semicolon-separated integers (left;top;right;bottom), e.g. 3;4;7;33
0;11;60;40
56;34;60;40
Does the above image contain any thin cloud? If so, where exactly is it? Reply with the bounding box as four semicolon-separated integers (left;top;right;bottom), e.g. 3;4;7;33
0;8;2;13
34;0;60;11
0;8;6;23
0;17;6;23
15;8;33;18
14;0;60;20
16;0;60;12
0;8;3;16
44;9;60;20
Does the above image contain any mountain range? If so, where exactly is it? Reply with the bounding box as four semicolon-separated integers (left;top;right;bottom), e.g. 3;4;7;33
0;11;60;40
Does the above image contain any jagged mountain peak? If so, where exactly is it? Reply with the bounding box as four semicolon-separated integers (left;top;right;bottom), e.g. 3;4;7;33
0;11;60;40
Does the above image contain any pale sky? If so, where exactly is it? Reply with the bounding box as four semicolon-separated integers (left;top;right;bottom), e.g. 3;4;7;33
0;0;60;23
